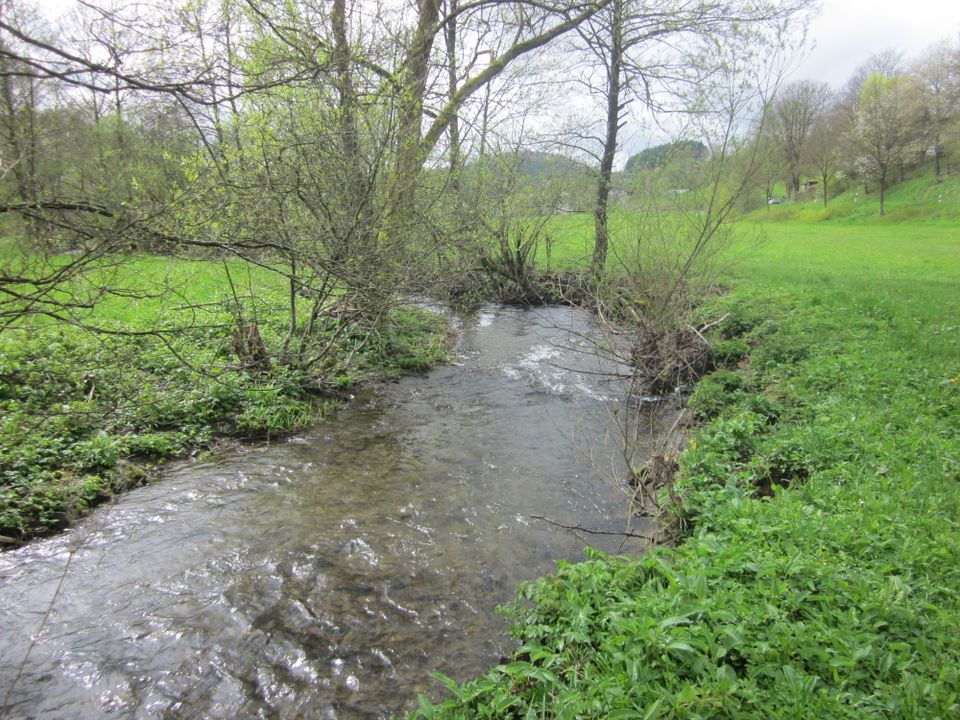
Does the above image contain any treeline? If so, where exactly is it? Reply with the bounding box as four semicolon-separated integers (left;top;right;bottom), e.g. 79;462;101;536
0;0;816;303
759;41;960;213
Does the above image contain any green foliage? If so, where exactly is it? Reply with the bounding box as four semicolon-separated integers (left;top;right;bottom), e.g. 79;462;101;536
515;150;590;180
0;258;448;542
410;218;960;719
709;338;749;366
364;308;451;375
687;370;748;419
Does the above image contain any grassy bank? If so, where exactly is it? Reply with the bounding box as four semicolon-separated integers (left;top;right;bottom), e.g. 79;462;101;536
754;165;960;224
0;255;448;544
411;217;960;717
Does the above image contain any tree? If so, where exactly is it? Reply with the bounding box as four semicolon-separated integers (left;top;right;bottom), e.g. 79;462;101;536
0;0;610;311
851;71;917;215
0;1;47;243
769;80;831;198
912;40;960;181
572;0;814;275
625;141;707;172
804;99;842;207
387;0;613;235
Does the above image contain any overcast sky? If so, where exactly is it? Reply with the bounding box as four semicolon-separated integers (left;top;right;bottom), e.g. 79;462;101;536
39;0;960;88
34;0;960;163
792;0;960;87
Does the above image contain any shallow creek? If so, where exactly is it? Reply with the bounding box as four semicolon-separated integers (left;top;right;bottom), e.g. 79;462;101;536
0;305;656;719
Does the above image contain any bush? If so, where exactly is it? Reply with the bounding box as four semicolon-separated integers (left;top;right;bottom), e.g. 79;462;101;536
710;337;750;366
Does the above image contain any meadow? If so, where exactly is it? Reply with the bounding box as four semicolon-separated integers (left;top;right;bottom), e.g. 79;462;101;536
415;189;960;717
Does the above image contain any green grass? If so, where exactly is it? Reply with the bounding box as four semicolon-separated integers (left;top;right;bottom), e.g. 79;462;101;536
531;166;960;272
538;210;712;271
0;253;448;543
752;165;960;224
413;204;960;717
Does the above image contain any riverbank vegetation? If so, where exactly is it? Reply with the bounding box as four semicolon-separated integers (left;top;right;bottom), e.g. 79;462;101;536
411;203;960;719
3;0;960;716
1;0;812;543
0;251;447;543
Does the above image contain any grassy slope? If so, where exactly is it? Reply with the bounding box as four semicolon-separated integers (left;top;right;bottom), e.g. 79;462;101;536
0;255;448;543
414;183;960;717
756;164;960;224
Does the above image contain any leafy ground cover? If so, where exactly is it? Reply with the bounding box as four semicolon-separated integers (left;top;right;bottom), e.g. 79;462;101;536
0;255;448;544
411;215;960;717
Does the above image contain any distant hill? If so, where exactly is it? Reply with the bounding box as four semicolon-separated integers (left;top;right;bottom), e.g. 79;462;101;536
516;150;589;178
625;140;708;172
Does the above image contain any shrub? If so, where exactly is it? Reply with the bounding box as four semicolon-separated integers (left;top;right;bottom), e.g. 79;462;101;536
710;337;750;366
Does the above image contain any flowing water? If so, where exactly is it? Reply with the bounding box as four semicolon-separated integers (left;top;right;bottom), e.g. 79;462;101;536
0;306;655;719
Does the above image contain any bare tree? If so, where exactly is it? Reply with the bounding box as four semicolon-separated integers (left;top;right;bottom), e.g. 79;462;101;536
769;79;830;198
0;1;47;242
804;98;842;207
387;1;612;234
572;0;814;275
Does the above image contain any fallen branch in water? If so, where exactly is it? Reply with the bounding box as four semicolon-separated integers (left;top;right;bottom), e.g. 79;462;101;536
2;537;81;712
529;515;657;542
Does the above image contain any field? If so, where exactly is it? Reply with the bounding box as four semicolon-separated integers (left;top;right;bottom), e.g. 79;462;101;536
416;206;960;716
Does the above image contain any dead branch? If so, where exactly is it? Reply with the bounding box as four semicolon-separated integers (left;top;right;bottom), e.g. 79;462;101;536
529;514;657;542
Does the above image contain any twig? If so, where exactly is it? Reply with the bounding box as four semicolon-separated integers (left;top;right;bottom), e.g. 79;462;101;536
685;313;731;349
698;313;730;334
529;515;657;542
2;541;80;712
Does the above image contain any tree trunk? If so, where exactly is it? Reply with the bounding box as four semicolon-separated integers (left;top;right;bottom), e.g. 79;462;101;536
444;0;460;186
390;0;441;236
331;0;371;263
592;0;623;277
0;61;40;242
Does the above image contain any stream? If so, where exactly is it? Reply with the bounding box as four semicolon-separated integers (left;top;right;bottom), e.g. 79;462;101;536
0;305;656;719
